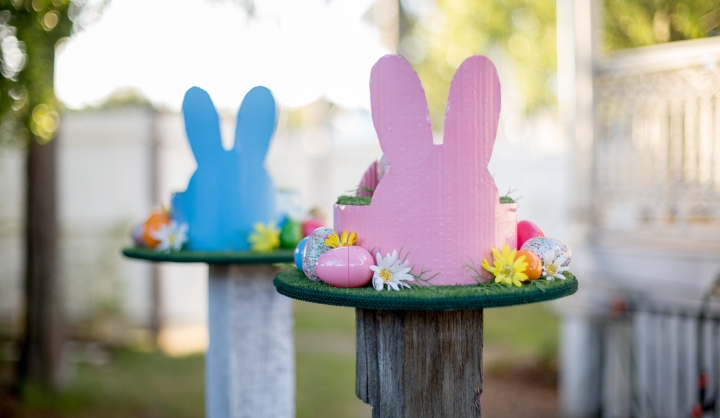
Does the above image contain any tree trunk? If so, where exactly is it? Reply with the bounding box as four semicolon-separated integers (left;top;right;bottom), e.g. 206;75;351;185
17;136;64;391
356;308;484;418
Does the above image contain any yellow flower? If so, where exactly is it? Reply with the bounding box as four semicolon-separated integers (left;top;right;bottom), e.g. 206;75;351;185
325;230;357;248
248;222;280;252
481;244;529;287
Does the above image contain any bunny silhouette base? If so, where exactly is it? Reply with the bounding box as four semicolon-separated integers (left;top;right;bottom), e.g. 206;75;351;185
172;86;278;252
335;55;517;286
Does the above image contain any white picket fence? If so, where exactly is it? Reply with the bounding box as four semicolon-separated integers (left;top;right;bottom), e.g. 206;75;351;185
557;1;720;415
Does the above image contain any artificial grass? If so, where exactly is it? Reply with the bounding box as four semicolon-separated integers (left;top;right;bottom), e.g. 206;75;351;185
336;195;372;206
336;195;518;206
122;247;294;265
274;268;577;310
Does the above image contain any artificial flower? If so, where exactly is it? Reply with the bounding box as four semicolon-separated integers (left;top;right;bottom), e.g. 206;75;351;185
151;221;188;253
541;251;569;281
248;222;281;252
325;230;357;249
481;245;528;287
369;250;414;291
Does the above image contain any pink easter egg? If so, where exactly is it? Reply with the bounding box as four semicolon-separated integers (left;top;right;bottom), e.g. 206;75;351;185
302;219;325;237
517;220;545;250
316;246;374;288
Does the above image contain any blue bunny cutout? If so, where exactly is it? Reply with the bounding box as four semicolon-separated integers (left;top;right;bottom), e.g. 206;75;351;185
171;86;278;251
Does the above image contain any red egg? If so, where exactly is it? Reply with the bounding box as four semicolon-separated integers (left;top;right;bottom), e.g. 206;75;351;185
302;219;325;237
517;220;544;250
316;246;374;288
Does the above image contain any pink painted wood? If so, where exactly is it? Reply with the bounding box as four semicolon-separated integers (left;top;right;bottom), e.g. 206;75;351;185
335;55;516;285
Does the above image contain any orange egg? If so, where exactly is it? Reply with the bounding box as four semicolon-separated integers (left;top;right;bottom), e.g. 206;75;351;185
516;250;542;281
142;210;170;248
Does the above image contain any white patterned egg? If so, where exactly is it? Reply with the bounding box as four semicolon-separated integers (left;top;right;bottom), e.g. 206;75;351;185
302;227;334;281
520;237;571;267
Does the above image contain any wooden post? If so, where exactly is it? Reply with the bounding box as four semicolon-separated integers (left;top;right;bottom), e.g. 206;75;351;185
207;264;294;418
355;308;484;418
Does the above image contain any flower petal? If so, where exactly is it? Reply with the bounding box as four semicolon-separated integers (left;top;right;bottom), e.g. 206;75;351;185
501;245;510;261
373;277;384;291
542;251;555;264
388;250;398;266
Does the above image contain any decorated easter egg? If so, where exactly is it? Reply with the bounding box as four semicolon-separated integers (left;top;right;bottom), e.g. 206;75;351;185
516;250;542;280
142;210;170;248
294;237;308;270
520;237;571;267
280;219;302;249
132;224;147;247
517;220;544;249
302;227;334;281
316;246;374;288
302;219;325;238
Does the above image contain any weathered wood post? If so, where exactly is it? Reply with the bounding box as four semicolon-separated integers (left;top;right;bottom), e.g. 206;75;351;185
123;248;295;418
274;269;578;418
356;309;484;418
207;264;294;418
123;250;296;418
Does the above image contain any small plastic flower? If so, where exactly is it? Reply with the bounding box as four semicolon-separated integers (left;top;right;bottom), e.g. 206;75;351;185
542;251;569;281
248;222;281;252
152;221;188;253
481;245;528;287
369;250;414;291
325;230;357;249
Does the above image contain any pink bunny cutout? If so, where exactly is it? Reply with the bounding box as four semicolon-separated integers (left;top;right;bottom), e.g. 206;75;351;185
335;55;516;286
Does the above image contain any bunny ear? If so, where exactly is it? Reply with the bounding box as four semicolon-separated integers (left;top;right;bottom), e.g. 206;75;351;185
443;56;501;165
234;86;277;163
182;87;224;166
370;55;434;170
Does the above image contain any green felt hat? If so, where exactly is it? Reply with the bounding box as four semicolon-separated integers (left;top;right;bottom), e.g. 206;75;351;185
122;247;294;265
274;268;578;311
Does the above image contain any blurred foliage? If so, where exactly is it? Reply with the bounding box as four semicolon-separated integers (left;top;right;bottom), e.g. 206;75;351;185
411;0;557;127
95;87;152;109
410;0;719;128
605;0;720;50
0;0;107;147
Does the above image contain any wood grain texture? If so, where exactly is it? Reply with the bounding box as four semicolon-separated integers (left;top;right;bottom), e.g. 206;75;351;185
356;308;483;417
207;264;294;418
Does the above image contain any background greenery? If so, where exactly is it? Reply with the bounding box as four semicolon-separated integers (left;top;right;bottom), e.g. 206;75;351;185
411;0;720;128
0;300;558;418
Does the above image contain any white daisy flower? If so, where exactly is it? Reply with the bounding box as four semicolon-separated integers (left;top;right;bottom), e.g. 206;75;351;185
369;250;414;291
152;221;188;253
541;251;569;281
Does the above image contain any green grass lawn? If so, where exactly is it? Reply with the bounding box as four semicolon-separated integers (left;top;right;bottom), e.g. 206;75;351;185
1;300;558;418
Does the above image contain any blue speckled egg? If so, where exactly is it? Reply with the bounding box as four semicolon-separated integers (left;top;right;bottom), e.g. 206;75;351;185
294;237;308;271
302;227;334;281
520;237;571;267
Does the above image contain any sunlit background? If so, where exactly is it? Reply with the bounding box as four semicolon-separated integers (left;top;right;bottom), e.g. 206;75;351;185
2;0;720;417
